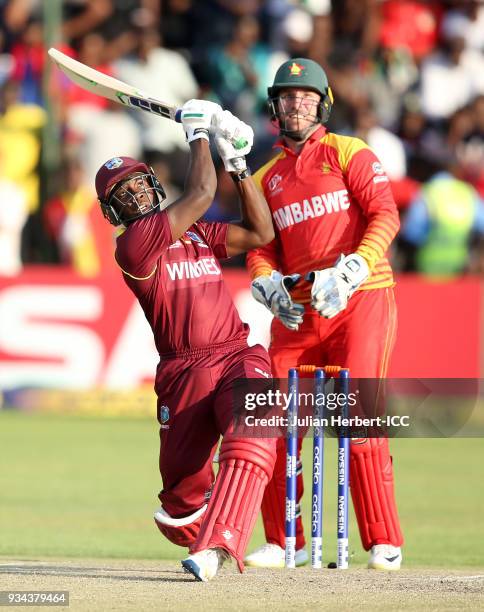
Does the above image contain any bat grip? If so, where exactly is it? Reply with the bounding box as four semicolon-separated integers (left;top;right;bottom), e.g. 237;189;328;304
175;109;248;151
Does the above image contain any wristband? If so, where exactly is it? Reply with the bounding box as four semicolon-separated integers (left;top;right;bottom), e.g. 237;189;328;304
186;127;210;144
230;167;251;183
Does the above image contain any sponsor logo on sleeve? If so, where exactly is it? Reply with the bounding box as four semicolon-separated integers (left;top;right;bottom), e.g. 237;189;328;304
372;161;389;184
183;231;208;247
159;405;170;429
372;161;384;175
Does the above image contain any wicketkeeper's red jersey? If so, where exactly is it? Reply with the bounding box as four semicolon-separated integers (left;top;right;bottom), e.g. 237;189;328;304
246;126;400;302
115;211;248;356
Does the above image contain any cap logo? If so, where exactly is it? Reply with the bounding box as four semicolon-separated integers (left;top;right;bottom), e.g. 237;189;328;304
289;62;304;76
105;157;124;170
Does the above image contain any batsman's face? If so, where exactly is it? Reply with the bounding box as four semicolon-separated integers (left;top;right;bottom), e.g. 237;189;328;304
278;88;321;132
109;172;157;222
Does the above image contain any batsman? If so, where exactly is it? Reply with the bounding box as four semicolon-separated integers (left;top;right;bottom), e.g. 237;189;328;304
245;58;404;570
95;101;277;581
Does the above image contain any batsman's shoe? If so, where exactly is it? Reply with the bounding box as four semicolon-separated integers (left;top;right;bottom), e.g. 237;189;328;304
182;548;229;582
368;545;402;570
244;543;308;568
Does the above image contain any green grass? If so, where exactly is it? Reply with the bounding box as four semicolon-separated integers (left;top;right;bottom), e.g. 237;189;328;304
1;412;483;567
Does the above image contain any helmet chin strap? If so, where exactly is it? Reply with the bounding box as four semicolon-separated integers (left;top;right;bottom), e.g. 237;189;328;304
279;120;320;143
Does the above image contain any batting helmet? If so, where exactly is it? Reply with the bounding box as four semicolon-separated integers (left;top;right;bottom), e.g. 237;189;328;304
95;156;166;226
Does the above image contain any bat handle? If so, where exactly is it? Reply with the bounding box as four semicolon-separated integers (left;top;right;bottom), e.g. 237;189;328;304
175;109;248;151
228;138;248;150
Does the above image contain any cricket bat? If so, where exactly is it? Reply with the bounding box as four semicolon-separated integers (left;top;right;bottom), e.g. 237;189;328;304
48;48;247;151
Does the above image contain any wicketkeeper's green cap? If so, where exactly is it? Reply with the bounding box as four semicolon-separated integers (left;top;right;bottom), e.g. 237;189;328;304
268;58;330;98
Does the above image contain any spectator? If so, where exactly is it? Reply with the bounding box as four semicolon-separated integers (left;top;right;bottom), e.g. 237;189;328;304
400;156;484;277
359;46;419;130
455;95;484;198
281;8;313;58
188;0;262;60
2;0;482;271
419;17;484;122
9;17;44;106
43;155;116;277
0;30;13;87
2;0;42;43
441;1;484;53
66;33;114;111
397;94;427;153
0;152;28;276
160;0;196;52
68;98;142;186
62;0;113;42
354;106;407;181
0;79;45;214
354;105;419;209
205;15;284;126
115;28;198;154
329;0;381;63
379;0;443;62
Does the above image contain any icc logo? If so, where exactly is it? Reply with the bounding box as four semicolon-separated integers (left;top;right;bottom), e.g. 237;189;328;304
268;174;282;192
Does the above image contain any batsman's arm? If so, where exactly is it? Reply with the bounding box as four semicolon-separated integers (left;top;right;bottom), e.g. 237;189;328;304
213;115;274;256
166;140;216;242
165;99;227;240
225;176;275;257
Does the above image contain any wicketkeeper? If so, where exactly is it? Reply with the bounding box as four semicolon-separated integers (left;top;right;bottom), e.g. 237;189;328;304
95;100;277;581
245;58;404;570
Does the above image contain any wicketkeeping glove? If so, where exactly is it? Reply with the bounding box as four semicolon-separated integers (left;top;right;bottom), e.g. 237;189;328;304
180;99;222;144
307;253;369;319
251;271;304;331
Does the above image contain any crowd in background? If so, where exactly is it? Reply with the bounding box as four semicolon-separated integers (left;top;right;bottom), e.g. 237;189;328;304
0;0;483;277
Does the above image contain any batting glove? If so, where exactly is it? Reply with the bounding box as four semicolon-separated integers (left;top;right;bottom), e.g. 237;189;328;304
251;271;304;331
180;99;223;144
307;253;369;319
213;111;253;156
215;136;248;173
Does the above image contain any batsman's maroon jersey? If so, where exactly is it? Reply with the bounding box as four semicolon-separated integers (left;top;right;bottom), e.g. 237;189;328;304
115;210;249;356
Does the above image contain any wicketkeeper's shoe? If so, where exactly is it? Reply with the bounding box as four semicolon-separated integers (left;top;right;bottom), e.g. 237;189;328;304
367;544;402;570
244;543;308;568
181;548;229;582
